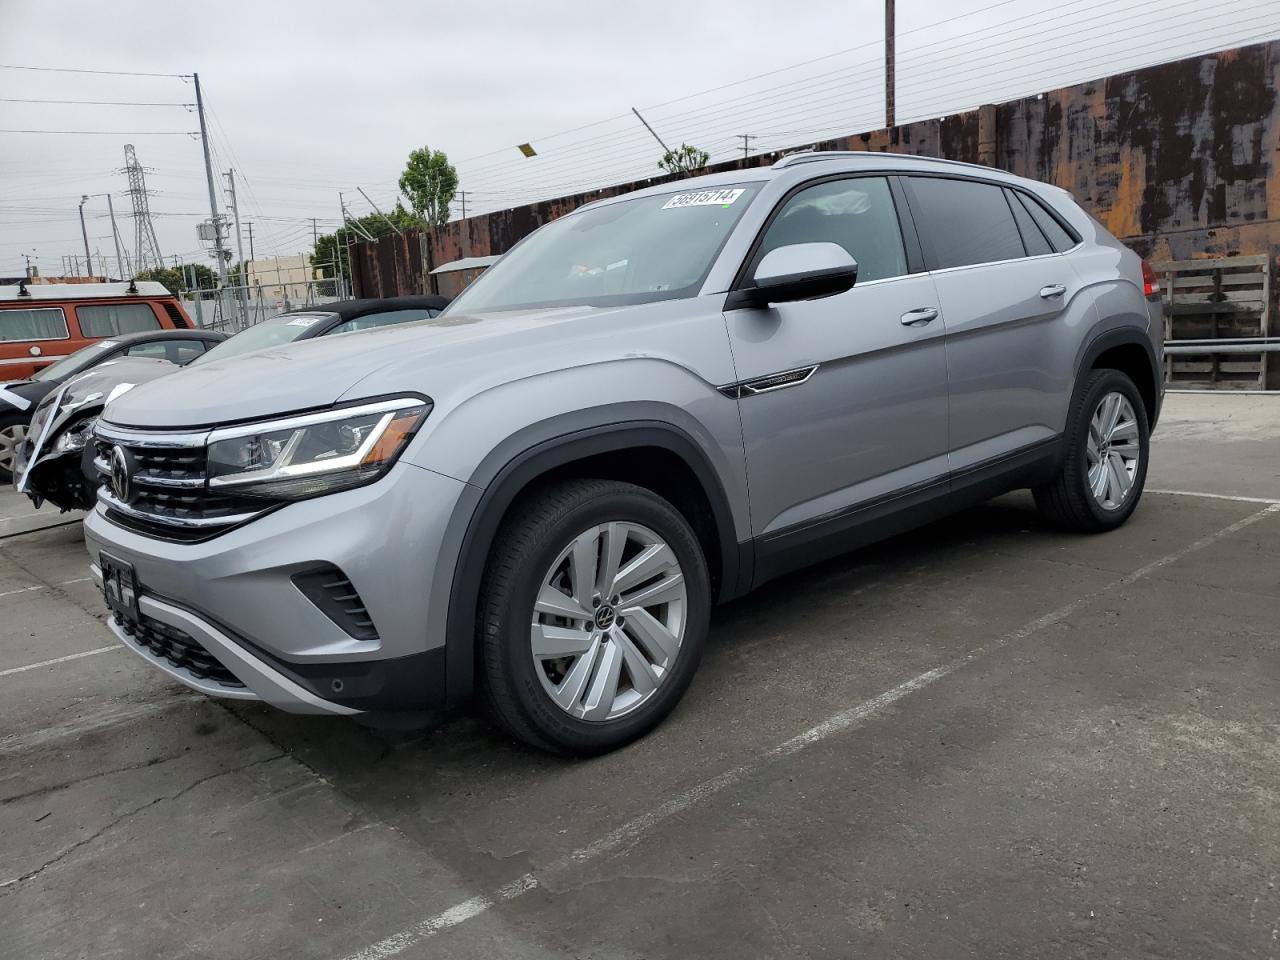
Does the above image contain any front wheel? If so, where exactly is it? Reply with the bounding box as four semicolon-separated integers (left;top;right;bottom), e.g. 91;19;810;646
1034;368;1150;532
0;413;30;485
477;479;710;755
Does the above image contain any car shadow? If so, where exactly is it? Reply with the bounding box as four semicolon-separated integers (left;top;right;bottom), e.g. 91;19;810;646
222;492;1056;783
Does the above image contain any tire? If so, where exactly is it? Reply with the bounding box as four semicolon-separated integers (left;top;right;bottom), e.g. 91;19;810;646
0;412;31;485
476;478;711;755
1034;368;1150;532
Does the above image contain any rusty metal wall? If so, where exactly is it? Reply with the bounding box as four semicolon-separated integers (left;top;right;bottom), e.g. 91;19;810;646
349;230;423;299
352;39;1280;302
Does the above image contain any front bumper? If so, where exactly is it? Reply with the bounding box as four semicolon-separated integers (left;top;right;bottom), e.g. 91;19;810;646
84;460;473;714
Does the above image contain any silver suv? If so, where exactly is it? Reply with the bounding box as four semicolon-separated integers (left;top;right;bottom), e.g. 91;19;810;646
85;152;1163;754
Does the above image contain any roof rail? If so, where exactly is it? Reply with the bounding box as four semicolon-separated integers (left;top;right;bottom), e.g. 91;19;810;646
771;150;1000;176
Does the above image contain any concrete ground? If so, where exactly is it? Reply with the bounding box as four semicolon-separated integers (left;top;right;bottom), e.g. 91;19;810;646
2;393;1278;960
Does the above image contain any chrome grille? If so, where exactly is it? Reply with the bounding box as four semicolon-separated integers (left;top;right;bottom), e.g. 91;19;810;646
93;424;277;540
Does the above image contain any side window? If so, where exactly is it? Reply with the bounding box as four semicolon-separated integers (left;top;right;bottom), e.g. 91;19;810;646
123;341;171;360
76;303;162;338
0;307;69;341
328;308;437;336
755;176;907;284
907;177;1026;269
170;340;210;365
1015;192;1077;252
125;339;209;364
1005;189;1053;256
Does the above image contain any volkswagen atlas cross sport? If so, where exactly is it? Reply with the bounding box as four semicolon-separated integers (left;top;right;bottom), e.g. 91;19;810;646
84;152;1163;755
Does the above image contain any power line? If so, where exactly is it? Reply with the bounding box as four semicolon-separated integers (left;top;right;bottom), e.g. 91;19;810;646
0;129;197;135
0;97;193;106
0;63;188;78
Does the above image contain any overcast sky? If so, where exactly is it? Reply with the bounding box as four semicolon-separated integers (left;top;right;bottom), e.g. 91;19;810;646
1;0;1275;277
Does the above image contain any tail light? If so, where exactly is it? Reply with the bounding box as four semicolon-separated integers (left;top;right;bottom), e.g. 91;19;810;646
1141;260;1159;298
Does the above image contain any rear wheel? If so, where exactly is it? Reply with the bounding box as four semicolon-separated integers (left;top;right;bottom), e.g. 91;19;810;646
0;413;29;484
1034;368;1149;532
477;479;710;755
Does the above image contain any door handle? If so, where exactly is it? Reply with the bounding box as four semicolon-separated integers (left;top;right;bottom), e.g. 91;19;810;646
1039;283;1067;299
900;307;939;326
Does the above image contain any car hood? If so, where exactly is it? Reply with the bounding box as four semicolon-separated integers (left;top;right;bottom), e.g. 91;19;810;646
0;377;50;412
101;306;631;428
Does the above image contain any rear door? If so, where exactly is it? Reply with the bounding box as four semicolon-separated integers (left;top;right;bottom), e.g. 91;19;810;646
724;174;949;562
902;175;1089;472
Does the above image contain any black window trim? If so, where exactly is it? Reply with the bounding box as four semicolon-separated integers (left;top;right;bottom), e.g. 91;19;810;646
0;305;70;343
1011;187;1081;252
1002;186;1047;257
726;170;924;310
898;171;1082;273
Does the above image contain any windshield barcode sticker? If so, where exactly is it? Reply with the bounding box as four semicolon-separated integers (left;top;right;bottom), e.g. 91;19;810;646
662;188;745;209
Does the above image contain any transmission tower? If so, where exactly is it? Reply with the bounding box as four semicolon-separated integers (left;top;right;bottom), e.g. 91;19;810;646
123;144;164;272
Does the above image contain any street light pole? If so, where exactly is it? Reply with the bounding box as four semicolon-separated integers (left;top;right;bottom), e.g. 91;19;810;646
78;196;93;278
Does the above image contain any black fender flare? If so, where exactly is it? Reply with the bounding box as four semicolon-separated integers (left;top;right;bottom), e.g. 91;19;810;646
1075;325;1162;429
441;421;748;706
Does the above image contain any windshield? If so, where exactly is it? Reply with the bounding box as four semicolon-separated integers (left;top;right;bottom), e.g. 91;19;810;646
446;183;761;313
189;312;334;365
32;340;117;382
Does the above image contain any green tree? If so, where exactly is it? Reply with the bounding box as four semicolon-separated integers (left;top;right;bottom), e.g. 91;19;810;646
399;146;459;226
135;263;217;295
659;143;710;176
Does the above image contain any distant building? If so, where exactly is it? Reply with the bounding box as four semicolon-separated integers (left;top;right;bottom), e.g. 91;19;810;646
244;255;316;299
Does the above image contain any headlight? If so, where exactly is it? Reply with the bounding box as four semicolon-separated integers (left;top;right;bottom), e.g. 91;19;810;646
54;416;99;453
206;397;430;499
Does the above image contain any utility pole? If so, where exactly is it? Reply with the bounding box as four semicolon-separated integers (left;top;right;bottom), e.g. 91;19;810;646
631;107;672;153
885;0;896;130
77;196;92;278
105;194;126;281
224;169;248;325
456;189;468;220
336;194;347;299
246;222;255;269
193;73;229;291
738;134;757;160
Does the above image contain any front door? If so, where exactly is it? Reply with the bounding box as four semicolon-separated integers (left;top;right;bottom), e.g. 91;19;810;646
724;175;950;573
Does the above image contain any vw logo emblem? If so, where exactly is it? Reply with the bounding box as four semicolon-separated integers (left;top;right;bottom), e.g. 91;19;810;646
594;605;617;631
109;445;132;503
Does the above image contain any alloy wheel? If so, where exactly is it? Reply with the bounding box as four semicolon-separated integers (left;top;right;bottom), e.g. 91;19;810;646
0;422;26;474
1086;391;1141;510
531;521;687;721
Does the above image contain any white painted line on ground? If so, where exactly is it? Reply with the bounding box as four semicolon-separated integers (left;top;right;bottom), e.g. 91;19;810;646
343;501;1280;960
0;645;120;678
0;577;95;601
1148;489;1280;505
0;585;43;600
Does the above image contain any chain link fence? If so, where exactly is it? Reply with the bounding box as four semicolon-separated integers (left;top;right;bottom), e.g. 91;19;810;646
181;279;345;333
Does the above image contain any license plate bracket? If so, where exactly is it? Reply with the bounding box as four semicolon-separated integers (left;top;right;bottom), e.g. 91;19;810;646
100;552;140;625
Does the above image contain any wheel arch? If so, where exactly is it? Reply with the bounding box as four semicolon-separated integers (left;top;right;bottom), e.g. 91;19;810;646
1076;326;1161;429
440;421;749;707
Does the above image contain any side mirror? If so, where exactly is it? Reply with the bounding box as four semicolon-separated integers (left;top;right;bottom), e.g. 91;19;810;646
735;242;858;308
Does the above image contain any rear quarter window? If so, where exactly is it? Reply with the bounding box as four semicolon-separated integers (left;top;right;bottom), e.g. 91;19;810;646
75;302;162;338
1014;192;1079;252
0;306;69;342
